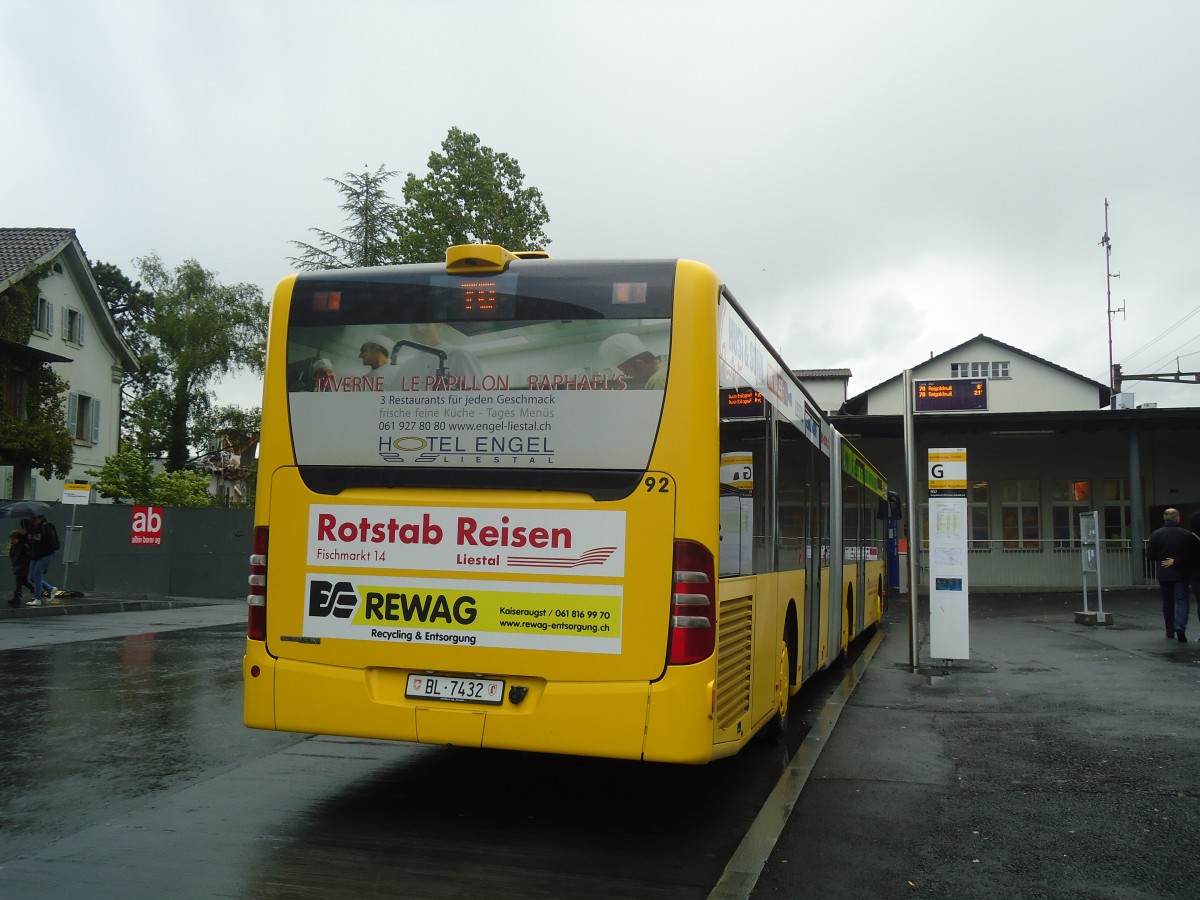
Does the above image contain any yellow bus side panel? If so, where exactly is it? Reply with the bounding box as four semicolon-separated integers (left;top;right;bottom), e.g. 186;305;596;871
817;568;832;669
865;559;885;626
707;572;801;754
841;563;856;651
750;575;778;730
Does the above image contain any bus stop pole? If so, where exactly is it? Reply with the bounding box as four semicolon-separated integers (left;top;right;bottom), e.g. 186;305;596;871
61;503;79;592
902;369;920;672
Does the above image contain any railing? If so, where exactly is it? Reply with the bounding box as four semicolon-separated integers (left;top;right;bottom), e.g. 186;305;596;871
912;540;1145;591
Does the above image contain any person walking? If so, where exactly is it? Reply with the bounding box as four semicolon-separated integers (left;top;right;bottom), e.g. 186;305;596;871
9;528;35;608
24;513;60;607
1185;511;1200;618
1145;507;1192;642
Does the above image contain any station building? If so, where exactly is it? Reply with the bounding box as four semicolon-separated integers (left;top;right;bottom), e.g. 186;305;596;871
815;335;1200;591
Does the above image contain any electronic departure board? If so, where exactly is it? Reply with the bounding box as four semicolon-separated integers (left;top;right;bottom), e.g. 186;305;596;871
720;387;766;418
914;379;988;412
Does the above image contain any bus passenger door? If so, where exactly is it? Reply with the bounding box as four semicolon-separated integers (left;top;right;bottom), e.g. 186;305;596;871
827;438;844;659
804;439;828;679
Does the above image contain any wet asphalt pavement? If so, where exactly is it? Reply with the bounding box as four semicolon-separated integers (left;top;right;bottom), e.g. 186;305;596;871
0;598;802;899
745;590;1200;899
3;590;1198;899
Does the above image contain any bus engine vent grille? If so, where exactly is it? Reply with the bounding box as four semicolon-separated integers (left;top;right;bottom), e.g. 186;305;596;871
715;594;753;730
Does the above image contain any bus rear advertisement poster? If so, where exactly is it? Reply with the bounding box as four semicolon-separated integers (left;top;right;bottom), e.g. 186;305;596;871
288;317;671;471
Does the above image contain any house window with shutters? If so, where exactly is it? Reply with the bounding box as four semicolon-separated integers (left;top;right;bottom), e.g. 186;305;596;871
63;307;86;346
32;297;53;334
67;392;100;444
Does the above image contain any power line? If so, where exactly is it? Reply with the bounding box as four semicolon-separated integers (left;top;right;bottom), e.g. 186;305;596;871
1118;304;1200;363
1142;332;1200;373
1101;200;1200;392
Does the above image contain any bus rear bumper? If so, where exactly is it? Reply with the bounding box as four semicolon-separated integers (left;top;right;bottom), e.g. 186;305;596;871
243;640;277;730
645;663;720;763
258;656;665;761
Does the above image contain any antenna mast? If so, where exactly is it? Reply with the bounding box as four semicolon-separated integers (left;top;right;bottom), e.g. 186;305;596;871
1100;198;1124;394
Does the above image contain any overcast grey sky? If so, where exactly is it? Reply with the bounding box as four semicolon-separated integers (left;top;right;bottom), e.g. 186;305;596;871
5;0;1199;408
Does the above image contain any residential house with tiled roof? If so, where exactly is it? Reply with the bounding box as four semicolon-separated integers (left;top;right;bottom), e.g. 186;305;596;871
0;228;138;500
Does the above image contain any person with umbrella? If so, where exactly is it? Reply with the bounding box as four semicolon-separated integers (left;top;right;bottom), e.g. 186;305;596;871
9;526;35;607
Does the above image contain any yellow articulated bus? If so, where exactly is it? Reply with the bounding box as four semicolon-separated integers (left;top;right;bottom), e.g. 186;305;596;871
244;244;894;764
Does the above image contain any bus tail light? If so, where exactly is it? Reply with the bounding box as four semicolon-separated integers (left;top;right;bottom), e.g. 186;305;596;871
247;526;268;641
668;540;716;665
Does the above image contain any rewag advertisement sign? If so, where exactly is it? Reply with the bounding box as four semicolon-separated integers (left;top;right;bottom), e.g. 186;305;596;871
303;574;623;653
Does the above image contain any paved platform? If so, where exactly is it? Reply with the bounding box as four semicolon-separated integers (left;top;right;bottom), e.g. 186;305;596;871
1;592;241;619
747;589;1200;899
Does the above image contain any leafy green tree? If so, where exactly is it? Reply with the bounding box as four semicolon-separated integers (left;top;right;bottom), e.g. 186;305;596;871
0;362;72;480
289;165;400;270
127;254;268;472
91;260;157;441
292;131;551;271
86;447;215;507
91;261;155;354
148;469;216;507
394;127;551;263
0;266;73;481
85;447;154;503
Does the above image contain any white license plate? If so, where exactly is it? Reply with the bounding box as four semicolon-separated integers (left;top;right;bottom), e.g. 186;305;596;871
406;673;504;706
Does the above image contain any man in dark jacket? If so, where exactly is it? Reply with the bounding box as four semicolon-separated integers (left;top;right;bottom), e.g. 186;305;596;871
1145;508;1192;642
24;513;60;608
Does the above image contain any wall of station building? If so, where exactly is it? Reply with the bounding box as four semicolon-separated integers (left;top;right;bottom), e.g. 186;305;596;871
847;419;1200;589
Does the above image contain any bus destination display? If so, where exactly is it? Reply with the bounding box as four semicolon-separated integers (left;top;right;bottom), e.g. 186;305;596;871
914;379;988;412
720;387;766;418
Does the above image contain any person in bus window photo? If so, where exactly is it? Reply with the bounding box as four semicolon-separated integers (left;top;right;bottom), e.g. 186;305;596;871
599;332;667;389
358;334;399;388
